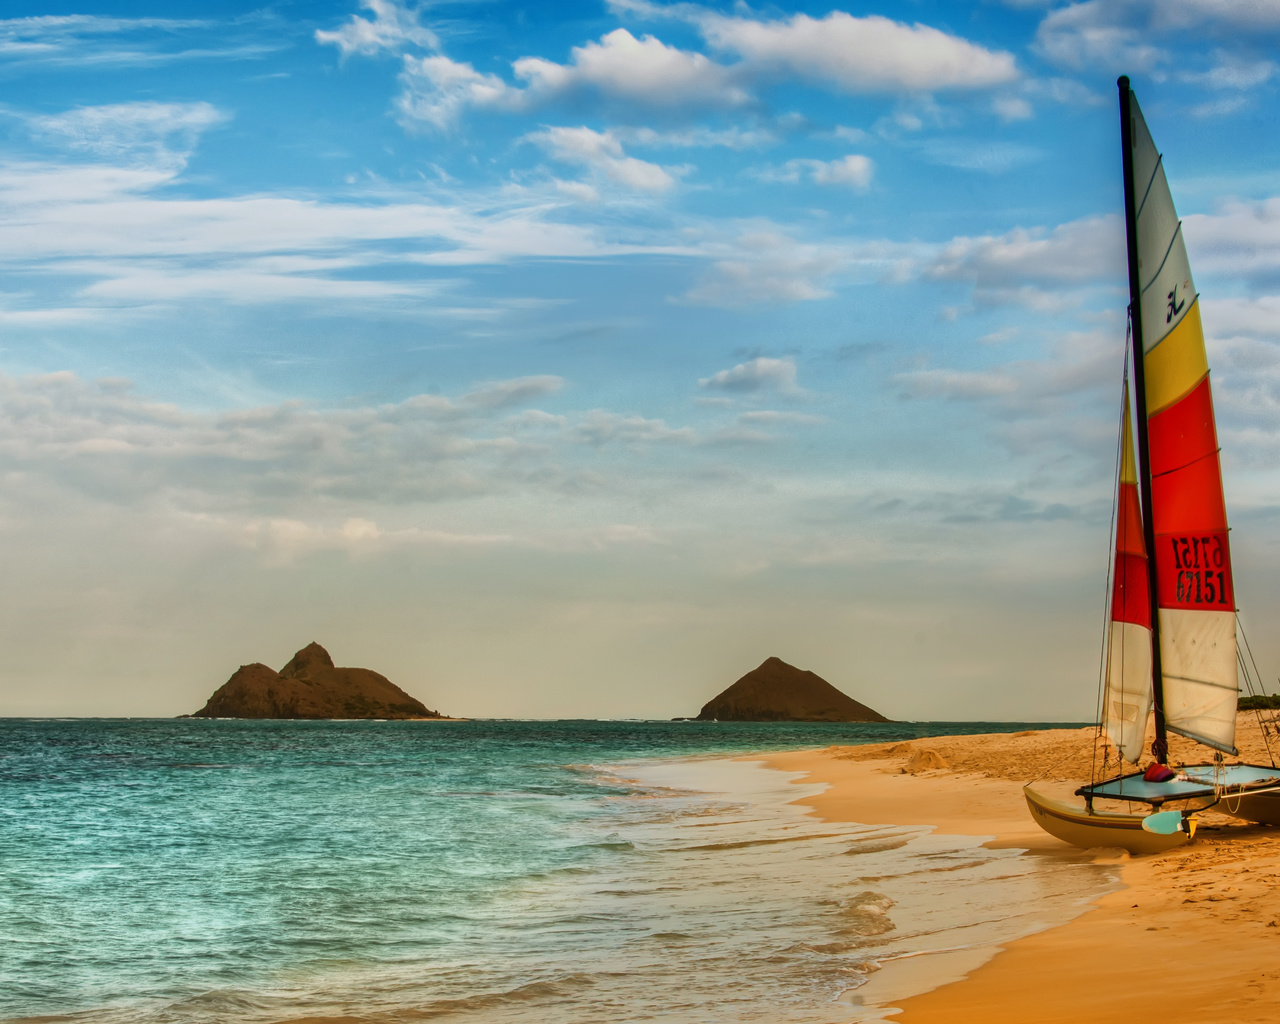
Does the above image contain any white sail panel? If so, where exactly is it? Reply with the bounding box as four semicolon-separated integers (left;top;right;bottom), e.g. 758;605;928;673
1103;619;1153;763
1129;98;1196;353
1128;99;1160;211
1135;159;1180;293
1139;223;1195;354
1129;87;1238;757
1159;608;1238;753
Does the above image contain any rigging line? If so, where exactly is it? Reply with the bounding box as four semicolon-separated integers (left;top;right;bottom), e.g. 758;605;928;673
1233;645;1274;767
1094;321;1131;784
1238;613;1277;768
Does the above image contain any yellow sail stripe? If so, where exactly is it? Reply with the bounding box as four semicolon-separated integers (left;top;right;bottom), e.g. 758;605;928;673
1144;299;1208;415
1120;390;1137;485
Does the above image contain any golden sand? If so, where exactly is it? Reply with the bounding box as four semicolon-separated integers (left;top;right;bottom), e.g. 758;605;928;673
762;711;1280;1023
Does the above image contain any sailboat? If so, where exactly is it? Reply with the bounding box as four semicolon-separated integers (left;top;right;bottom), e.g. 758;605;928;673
1025;77;1280;854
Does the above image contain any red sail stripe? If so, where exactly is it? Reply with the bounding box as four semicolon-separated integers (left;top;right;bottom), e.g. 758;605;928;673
1147;375;1234;610
1115;481;1145;557
1150;446;1228;533
1148;376;1217;479
1113;550;1152;628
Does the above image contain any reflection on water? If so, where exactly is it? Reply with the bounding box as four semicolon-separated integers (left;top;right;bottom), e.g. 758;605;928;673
0;720;1115;1023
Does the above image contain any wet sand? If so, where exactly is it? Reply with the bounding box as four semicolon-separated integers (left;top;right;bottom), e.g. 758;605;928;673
763;713;1280;1022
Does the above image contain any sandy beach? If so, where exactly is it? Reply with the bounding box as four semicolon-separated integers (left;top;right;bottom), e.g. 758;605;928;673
763;712;1280;1022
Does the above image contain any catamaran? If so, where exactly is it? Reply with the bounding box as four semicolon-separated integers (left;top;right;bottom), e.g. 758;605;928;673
1025;77;1280;854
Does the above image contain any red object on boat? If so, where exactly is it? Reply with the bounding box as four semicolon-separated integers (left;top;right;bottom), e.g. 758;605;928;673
1144;763;1176;783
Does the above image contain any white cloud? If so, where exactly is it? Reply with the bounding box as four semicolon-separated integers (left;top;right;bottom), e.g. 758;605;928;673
397;54;520;129
1023;76;1106;108
1203;295;1280;339
897;367;1020;399
684;250;835;306
239;517;515;563
0;370;570;515
892;329;1126;488
696;10;1019;93
462;375;564;410
918;198;1280;316
1188;95;1250;119
1034;1;1280;73
513;28;749;109
738;410;826;426
761;155;874;190
387;9;1020;129
1182;52;1277;90
928;214;1125;298
527;126;676;192
620;125;776;150
1185;198;1280;284
992;95;1034;121
28;101;228;165
575;410;696;446
1035;2;1166;71
918;139;1043;174
315;0;438;57
699;357;799;394
554;179;600;203
0;153;702;310
681;228;917;308
0;14;273;68
831;125;870;143
393;29;747;128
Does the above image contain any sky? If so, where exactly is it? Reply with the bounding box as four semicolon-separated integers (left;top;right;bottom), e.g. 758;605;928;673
2;0;1280;720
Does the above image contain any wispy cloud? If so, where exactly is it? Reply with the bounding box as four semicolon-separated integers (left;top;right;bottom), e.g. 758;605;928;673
28;101;228;166
0;147;702;313
756;154;874;189
927;214;1125;306
1033;0;1280;73
0;13;277;68
527;126;678;192
699;357;800;395
314;0;438;57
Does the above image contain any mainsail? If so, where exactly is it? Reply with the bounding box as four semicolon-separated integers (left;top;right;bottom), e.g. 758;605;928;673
1024;78;1280;855
1103;391;1152;763
1126;88;1238;755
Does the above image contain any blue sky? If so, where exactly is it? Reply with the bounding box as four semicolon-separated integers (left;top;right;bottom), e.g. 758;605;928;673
3;1;1280;718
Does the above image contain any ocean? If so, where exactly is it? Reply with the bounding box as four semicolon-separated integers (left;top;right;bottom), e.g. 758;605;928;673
0;719;1116;1023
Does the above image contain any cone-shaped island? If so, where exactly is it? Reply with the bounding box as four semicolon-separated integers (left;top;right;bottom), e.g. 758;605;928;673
191;642;445;719
696;656;888;722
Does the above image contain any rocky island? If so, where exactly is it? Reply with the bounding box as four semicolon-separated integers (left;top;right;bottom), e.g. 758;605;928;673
191;642;446;719
695;656;888;722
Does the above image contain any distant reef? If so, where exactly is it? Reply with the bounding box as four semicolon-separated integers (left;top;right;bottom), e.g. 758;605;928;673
694;657;888;723
190;642;445;720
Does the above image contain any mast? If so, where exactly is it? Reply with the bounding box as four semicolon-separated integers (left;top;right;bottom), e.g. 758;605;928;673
1117;75;1168;762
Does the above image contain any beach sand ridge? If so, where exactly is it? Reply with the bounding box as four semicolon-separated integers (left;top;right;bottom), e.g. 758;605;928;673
763;713;1280;1022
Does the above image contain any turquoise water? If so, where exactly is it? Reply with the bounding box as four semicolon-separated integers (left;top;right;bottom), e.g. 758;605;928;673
0;719;1108;1023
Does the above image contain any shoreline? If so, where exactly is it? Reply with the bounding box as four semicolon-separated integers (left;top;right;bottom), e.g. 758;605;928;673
759;719;1280;1022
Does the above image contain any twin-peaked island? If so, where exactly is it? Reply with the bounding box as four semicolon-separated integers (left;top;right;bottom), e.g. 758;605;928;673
190;645;887;723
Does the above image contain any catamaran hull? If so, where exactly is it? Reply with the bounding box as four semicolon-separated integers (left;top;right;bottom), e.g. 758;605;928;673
1024;786;1189;855
1221;791;1280;826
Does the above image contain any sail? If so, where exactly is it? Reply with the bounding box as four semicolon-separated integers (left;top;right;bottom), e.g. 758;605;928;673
1127;92;1238;754
1103;390;1153;763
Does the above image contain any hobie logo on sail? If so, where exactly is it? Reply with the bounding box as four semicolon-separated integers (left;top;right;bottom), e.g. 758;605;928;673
1166;282;1186;323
